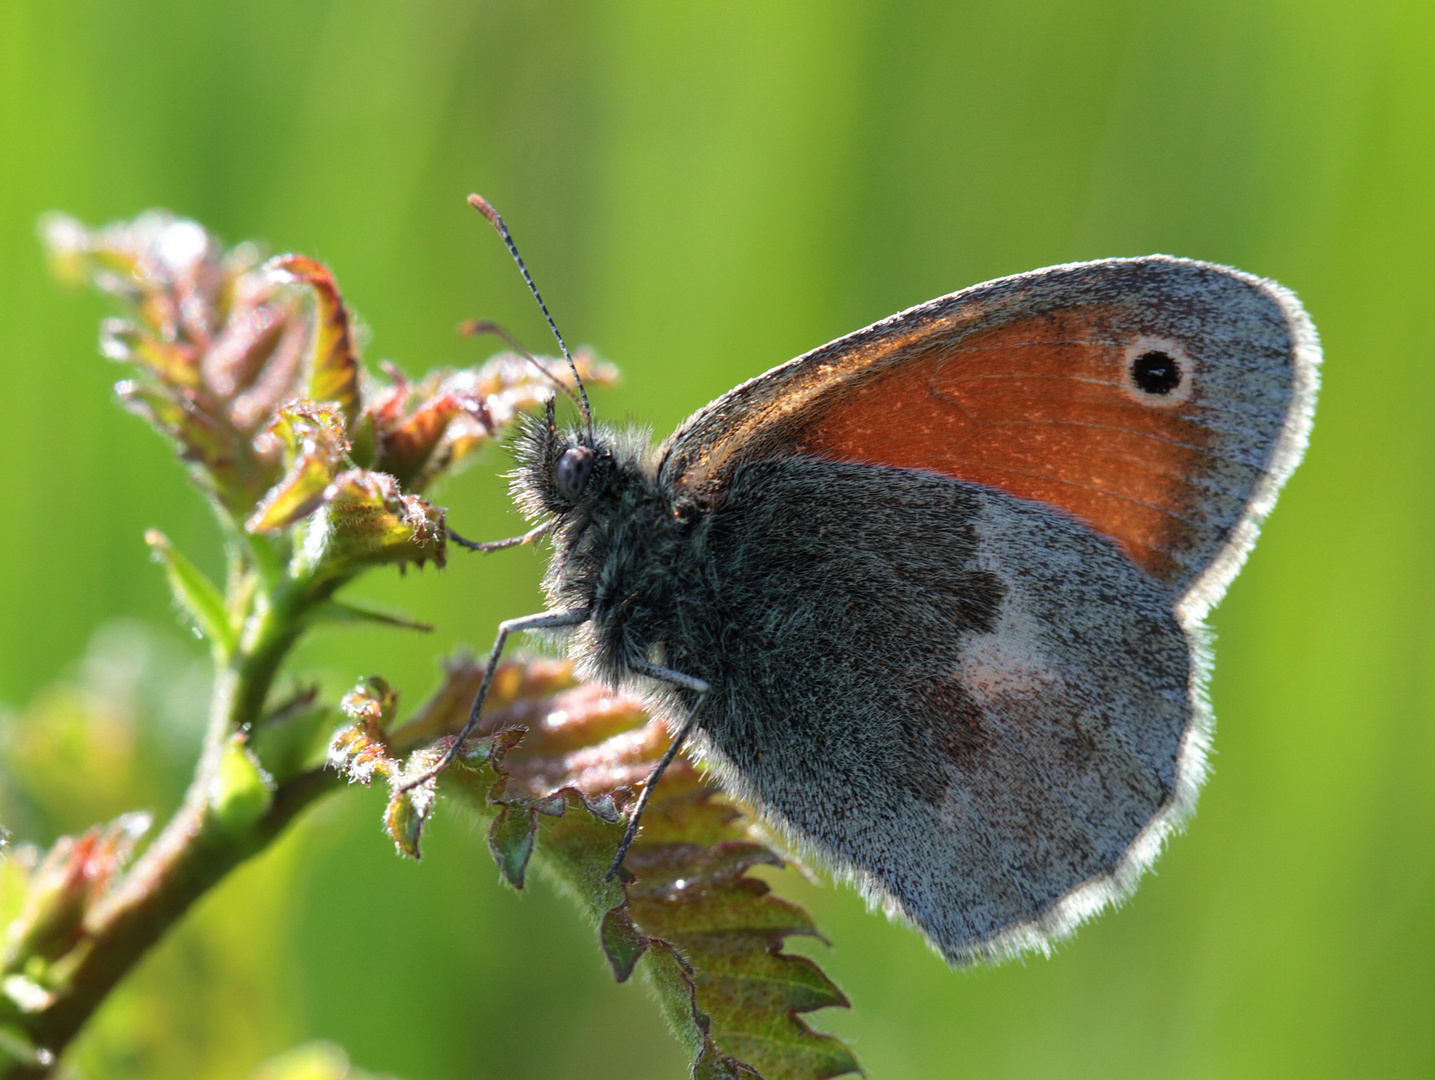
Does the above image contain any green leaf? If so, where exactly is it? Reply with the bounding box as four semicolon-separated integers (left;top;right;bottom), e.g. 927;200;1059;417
208;735;274;833
383;789;427;860
600;903;649;982
487;805;536;889
145;530;237;655
313;598;434;633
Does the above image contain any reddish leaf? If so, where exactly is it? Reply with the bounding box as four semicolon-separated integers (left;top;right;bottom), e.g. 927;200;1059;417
47;211;606;525
266;255;363;429
329;658;860;1080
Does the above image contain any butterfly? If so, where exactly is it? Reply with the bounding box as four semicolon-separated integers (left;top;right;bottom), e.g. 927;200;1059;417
424;196;1319;964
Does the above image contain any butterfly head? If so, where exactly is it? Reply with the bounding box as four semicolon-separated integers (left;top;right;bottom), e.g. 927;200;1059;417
510;396;663;521
509;394;685;653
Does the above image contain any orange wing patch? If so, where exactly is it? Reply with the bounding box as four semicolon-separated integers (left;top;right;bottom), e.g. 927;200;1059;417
788;310;1219;583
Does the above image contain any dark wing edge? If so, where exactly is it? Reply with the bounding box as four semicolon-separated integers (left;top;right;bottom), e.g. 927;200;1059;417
1175;269;1321;625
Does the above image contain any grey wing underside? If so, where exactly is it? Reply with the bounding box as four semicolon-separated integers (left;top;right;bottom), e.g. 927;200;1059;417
645;257;1319;962
914;486;1200;961
682;459;1200;964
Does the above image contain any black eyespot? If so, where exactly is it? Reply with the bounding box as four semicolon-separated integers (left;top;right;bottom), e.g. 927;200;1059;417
1131;350;1182;395
554;445;595;501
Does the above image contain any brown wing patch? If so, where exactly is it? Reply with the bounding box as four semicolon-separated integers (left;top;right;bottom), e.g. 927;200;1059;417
786;309;1218;583
663;257;1316;604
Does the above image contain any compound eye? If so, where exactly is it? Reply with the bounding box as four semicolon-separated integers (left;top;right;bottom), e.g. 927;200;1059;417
554;445;596;501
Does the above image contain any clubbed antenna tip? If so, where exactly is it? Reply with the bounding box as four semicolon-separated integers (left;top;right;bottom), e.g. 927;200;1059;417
467;193;592;433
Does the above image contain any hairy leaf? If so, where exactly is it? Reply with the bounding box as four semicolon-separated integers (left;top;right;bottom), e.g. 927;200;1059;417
328;658;859;1080
144;530;237;656
265;256;363;429
44;211;595;532
1;813;151;980
296;471;447;579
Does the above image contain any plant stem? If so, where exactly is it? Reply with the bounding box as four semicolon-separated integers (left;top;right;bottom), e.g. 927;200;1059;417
10;769;342;1077
1;569;345;1079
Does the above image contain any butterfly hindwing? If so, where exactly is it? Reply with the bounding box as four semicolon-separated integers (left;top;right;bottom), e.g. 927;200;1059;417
673;457;1194;961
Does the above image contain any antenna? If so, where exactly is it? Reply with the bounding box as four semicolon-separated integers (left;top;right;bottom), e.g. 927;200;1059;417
468;193;592;434
458;318;583;411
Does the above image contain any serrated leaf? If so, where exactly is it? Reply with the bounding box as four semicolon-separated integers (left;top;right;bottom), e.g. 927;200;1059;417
362;348;620;493
116;376;271;513
600;903;649;982
43;212;301;517
344;656;860;1080
693;1042;763;1080
328;677;517;860
293;470;447;579
622;773;858;1080
145;530;237;654
488;805;536;888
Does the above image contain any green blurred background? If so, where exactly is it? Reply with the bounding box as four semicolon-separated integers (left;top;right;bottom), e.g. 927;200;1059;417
2;0;1433;1077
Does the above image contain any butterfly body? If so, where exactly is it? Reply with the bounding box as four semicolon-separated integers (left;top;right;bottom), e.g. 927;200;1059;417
503;255;1319;964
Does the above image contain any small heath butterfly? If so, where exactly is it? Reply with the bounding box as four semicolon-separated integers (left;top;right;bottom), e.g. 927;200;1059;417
426;195;1320;964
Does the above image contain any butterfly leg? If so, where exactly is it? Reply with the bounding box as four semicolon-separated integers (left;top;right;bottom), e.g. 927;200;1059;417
396;608;590;793
604;660;710;881
448;519;554;552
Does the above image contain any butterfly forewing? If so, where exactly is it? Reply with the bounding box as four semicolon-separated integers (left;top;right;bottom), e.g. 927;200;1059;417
661;257;1318;602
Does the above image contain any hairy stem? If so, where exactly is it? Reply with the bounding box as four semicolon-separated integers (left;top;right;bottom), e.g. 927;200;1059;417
2;568;345;1078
